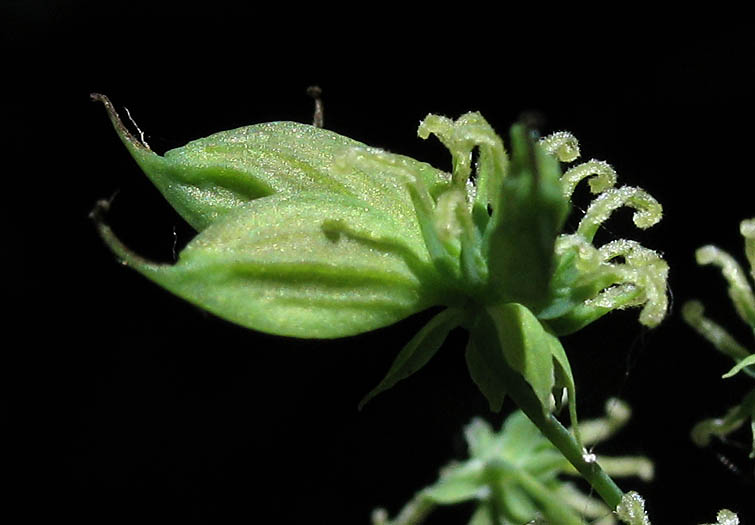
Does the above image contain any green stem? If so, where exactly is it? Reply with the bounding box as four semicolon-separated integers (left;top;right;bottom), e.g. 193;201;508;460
499;358;625;509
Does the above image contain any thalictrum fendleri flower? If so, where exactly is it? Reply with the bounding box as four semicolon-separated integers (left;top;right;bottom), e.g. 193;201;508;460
372;398;653;525
92;93;669;509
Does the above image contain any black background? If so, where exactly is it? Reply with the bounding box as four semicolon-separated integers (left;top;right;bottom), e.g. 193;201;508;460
10;4;755;524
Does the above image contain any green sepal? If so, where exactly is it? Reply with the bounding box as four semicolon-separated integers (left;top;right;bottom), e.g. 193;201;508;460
495;412;569;478
95;191;451;338
486;304;556;414
421;461;486;505
484;124;569;310
463;418;500;458
465;330;508;413
359;307;464;409
94;94;449;232
497;411;548;461
467;304;557;415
